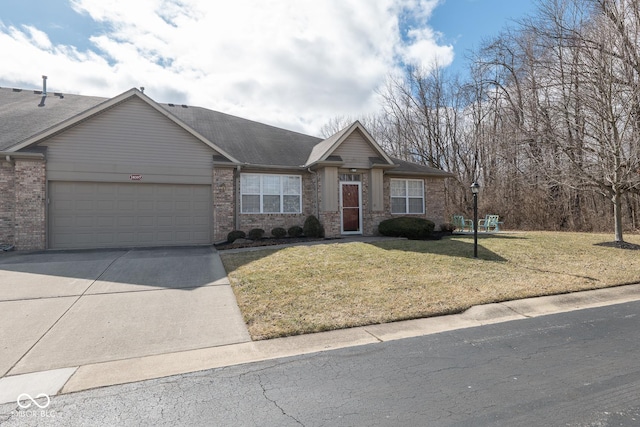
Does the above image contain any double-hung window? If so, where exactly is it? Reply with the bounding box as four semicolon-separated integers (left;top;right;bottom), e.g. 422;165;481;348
241;174;302;214
391;179;425;214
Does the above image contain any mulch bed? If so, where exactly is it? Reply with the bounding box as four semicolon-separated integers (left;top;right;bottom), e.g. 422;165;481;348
215;231;454;250
215;237;327;250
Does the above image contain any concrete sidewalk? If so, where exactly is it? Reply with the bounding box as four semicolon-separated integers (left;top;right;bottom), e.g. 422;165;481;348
2;280;639;404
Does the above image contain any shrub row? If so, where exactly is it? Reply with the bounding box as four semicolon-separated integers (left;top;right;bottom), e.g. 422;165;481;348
225;215;324;243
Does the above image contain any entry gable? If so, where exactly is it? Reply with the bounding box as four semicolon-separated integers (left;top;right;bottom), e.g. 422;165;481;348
305;121;395;168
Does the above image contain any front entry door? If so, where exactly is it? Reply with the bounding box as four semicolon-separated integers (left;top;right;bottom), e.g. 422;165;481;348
341;182;362;234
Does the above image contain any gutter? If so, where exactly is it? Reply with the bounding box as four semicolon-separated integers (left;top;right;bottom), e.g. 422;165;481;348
241;163;308;171
0;151;46;162
384;170;455;178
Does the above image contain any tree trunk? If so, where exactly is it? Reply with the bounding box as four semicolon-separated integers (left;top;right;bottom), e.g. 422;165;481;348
613;190;624;242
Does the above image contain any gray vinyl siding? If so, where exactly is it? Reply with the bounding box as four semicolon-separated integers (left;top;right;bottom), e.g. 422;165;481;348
321;166;339;211
39;97;217;184
332;129;379;169
370;169;384;211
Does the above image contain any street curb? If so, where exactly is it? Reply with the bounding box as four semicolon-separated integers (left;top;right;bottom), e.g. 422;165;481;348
2;282;638;404
56;282;640;395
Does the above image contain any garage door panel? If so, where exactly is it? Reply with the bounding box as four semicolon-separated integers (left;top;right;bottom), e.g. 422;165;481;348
175;216;192;226
50;182;212;249
156;201;173;211
137;200;154;210
193;216;209;226
76;200;95;211
95;233;115;244
118;216;135;226
76;216;95;227
157;216;173;226
97;200;115;210
115;233;135;244
118;200;135;210
137;216;155;227
97;216;114;227
117;185;136;196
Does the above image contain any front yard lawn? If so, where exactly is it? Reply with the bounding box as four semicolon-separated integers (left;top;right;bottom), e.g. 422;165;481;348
220;232;640;340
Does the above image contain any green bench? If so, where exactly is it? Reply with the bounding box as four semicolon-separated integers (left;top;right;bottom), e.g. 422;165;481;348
478;215;503;232
452;215;474;232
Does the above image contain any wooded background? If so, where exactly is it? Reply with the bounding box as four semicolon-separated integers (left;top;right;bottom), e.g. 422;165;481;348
323;0;640;241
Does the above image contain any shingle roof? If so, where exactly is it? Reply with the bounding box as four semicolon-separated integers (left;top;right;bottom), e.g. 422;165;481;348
162;104;322;168
0;87;106;151
1;87;453;177
305;124;351;166
388;157;454;177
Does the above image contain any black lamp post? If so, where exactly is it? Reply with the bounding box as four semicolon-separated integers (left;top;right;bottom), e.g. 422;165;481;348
471;182;480;258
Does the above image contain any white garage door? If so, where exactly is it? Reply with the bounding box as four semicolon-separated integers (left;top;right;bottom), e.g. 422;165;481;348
49;182;212;249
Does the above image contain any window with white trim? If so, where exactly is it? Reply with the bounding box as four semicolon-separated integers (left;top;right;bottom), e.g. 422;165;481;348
391;179;425;214
241;174;302;214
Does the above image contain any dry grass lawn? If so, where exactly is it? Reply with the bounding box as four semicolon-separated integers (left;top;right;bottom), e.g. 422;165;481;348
220;232;640;340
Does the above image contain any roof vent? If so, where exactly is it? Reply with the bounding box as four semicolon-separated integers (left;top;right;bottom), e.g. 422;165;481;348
181;104;188;108
168;103;175;107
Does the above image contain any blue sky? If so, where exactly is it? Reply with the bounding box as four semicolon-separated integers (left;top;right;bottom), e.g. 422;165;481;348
429;0;537;76
0;0;536;135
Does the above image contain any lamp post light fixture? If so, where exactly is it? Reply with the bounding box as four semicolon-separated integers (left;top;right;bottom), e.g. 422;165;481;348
471;182;480;258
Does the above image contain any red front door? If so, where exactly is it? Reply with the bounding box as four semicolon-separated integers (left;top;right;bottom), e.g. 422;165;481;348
341;183;361;233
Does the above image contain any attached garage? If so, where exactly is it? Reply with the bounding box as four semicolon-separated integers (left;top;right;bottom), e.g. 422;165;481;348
49;182;211;249
30;93;225;250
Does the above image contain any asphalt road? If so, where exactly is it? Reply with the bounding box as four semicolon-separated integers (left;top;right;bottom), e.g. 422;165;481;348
2;300;640;426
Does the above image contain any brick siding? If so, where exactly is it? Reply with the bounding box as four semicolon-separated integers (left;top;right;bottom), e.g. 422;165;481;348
236;172;317;237
0;160;16;245
0;158;46;250
212;167;235;242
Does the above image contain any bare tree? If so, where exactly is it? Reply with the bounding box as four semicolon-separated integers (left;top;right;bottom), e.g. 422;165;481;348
528;0;640;241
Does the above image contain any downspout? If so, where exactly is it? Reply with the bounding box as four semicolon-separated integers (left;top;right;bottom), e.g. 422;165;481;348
235;165;242;231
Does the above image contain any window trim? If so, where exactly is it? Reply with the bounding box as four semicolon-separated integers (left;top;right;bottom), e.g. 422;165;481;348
390;178;425;215
240;173;302;214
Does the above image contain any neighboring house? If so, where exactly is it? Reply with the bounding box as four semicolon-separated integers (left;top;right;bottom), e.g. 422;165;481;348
0;86;453;250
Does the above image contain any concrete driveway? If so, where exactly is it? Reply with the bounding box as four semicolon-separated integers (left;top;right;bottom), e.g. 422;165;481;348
0;246;250;378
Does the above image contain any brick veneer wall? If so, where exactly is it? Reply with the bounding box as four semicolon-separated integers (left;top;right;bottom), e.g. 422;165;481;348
366;175;447;235
0;158;46;250
212;167;235;242
424;176;446;228
212;168;448;241
236;172;318;237
0;160;16;245
319;172;448;237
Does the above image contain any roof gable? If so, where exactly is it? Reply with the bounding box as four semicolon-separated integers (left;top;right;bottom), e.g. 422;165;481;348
6;88;239;163
305;121;395;167
38;96;220;172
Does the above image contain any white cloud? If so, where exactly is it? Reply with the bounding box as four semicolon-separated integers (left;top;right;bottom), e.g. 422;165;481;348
1;0;449;135
402;27;454;67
